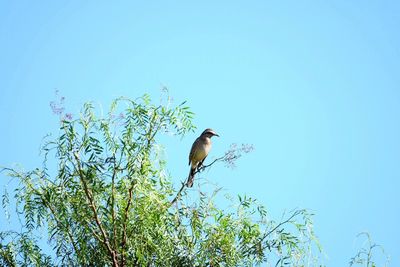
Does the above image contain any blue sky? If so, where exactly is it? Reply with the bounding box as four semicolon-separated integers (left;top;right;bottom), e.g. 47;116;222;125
1;1;399;265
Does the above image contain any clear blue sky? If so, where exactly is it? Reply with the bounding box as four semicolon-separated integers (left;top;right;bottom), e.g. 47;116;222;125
1;1;399;265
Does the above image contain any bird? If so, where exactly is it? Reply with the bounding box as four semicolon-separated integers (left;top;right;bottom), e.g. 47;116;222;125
187;128;219;187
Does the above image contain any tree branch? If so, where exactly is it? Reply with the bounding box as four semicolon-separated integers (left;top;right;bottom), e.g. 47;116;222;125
169;155;225;206
245;210;302;255
110;151;120;258
261;210;301;242
73;152;119;267
120;110;159;267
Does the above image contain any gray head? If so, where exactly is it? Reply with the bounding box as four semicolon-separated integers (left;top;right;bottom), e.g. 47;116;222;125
201;128;219;138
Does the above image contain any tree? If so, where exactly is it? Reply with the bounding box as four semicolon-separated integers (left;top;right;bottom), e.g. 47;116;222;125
1;95;321;266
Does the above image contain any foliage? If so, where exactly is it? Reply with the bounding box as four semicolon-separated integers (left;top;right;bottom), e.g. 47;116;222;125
0;231;53;267
1;95;321;266
349;232;389;267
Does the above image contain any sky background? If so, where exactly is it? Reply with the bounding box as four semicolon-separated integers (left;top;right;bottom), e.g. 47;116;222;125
1;1;399;265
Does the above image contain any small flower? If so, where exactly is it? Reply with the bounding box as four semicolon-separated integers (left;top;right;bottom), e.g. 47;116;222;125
65;113;73;120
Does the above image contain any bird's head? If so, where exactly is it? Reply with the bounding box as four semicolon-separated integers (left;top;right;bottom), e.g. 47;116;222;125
201;128;219;138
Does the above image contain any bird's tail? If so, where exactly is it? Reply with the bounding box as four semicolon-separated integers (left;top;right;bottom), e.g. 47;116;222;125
187;168;196;187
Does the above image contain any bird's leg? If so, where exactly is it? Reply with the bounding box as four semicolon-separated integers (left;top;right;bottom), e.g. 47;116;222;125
197;157;207;172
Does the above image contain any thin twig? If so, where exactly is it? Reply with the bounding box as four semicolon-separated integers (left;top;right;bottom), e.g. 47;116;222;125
170;181;186;206
261;210;301;242
195;156;225;174
169;155;226;206
245;210;302;255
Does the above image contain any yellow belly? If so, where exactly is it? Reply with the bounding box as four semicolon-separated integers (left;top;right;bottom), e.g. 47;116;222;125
191;143;211;165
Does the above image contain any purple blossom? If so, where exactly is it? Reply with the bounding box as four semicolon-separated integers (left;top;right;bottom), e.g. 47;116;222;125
49;90;65;116
65;113;73;120
50;101;65;115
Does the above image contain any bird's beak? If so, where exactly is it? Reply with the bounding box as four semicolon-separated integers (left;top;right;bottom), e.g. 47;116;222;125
214;133;220;137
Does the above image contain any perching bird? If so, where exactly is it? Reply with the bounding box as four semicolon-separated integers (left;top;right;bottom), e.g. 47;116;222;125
187;128;219;187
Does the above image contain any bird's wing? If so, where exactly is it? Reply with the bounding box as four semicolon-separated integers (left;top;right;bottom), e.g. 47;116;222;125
188;138;200;165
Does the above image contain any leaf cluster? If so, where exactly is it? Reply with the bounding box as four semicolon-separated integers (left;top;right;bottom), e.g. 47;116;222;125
1;95;321;266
